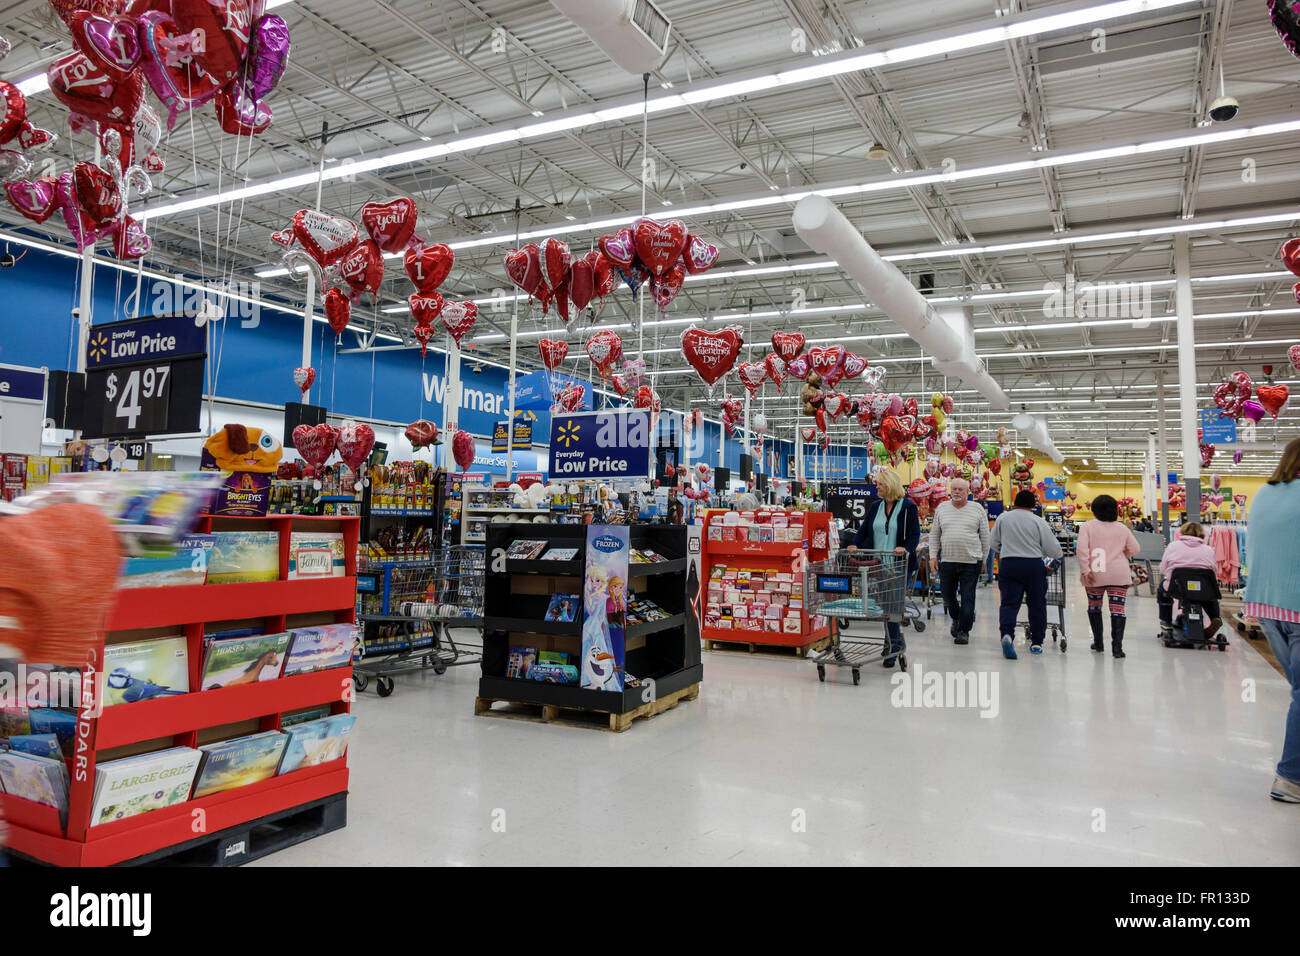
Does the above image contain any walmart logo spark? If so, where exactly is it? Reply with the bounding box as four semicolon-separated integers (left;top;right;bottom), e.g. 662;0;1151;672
88;332;110;364
556;421;580;448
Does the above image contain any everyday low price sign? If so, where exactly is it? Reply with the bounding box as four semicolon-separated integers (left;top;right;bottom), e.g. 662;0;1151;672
548;409;652;479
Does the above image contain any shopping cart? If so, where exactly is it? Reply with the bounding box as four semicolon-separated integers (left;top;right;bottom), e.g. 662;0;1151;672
915;539;945;621
354;547;484;697
806;551;921;684
1014;557;1069;652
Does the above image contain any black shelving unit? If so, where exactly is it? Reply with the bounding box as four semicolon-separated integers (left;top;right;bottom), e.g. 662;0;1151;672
479;523;702;720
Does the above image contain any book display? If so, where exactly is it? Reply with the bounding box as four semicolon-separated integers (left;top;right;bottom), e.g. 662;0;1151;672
0;515;359;866
699;509;835;653
477;523;701;732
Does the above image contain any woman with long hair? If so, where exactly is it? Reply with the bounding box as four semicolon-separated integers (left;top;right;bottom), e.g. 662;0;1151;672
1246;436;1300;804
845;467;920;668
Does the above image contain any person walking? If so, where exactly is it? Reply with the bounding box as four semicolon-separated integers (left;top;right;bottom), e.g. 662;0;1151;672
1245;436;1300;804
989;489;1063;659
846;467;920;668
1077;494;1141;658
929;477;989;645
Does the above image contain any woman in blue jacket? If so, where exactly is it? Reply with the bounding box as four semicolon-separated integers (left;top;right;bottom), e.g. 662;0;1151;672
846;467;920;667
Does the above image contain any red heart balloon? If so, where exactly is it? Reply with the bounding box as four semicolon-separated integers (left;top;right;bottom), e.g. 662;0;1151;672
338;238;385;300
111;216;151;259
5;178;59;224
554;383;585;413
504;244;542;298
651;263;686;310
292;421;337;471
404;242;454;292
585;329;623;375
765;353;787;389
540;237;572;292
771;331;806;362
214;83;271;136
842;353;867;379
292;209;359;269
597;228;635;268
451;429;475;471
361;197;419;254
682;233;719;274
808;345;847;386
633;218;687;277
680;325;743;390
538;338;569;370
68;12;141;76
172;0;252;84
412;324;435;357
592;253;618;301
336;420;376;477
18;125;56;152
73;161;123;226
1280;237;1300;277
634;386;661;413
440;300;478;346
0;81;27;146
324;286;351;341
408;291;443;328
569;256;595;311
1257;383;1290;418
47;51;144;127
737;361;767;399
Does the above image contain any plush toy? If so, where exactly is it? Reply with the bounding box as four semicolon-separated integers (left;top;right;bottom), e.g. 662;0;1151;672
203;424;283;473
202;424;284;517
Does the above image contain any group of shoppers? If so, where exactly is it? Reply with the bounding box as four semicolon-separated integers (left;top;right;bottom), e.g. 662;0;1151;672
839;435;1300;805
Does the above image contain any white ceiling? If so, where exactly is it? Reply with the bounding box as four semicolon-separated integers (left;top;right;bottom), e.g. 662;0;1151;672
2;0;1298;476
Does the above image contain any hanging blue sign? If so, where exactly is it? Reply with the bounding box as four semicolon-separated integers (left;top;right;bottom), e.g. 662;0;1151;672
513;370;593;411
1199;408;1237;444
85;314;207;370
549;409;652;479
0;363;47;402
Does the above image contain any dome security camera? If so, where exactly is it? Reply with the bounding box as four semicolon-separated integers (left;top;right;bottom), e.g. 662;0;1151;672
1208;95;1239;122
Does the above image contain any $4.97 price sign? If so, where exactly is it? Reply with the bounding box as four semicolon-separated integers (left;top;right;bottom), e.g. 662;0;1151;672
104;365;170;432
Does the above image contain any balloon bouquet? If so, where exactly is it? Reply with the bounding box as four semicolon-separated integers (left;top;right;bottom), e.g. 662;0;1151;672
6;1;295;258
290;419;375;492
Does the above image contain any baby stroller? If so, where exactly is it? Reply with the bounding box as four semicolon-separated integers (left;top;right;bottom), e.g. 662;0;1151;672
1158;567;1227;652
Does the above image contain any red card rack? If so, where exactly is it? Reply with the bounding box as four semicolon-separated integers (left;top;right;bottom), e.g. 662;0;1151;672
699;509;834;651
0;515;359;867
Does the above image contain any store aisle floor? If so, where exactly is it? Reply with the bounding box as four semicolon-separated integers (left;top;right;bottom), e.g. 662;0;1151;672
254;580;1297;866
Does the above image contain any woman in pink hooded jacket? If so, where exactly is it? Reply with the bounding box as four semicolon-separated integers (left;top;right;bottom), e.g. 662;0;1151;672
1077;495;1141;657
1156;521;1221;640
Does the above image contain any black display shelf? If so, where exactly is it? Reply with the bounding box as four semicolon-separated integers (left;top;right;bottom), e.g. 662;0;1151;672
479;522;699;717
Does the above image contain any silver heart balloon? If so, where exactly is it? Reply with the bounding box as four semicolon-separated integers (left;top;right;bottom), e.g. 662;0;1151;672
861;366;886;391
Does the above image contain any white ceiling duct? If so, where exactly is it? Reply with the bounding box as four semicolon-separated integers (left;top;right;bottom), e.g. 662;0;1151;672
551;0;671;75
1012;413;1064;464
792;194;1011;408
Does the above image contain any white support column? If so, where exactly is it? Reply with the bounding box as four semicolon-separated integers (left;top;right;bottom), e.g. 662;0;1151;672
443;341;462;470
1174;235;1200;520
505;309;518;482
1156;370;1171;537
300;270;316;404
742;392;751;487
1146;431;1157;521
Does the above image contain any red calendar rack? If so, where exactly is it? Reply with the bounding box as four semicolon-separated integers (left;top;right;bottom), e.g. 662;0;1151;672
0;515;359;867
699;509;834;651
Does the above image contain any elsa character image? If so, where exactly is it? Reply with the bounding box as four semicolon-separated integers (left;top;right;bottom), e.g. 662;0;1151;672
581;565;621;690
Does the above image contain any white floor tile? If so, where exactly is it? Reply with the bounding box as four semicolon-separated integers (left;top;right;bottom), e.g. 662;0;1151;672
250;578;1298;866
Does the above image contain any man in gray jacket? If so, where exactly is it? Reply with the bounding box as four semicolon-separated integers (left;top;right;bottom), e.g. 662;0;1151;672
929;478;989;646
989;490;1064;659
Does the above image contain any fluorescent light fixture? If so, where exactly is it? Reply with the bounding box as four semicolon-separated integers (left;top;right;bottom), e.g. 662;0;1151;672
132;0;1205;224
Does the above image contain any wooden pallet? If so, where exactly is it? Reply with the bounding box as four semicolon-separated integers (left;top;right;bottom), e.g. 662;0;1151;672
7;793;347;868
475;682;700;733
703;636;831;658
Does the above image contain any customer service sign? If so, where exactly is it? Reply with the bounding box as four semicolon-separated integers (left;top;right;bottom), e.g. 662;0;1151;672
548;409;652;479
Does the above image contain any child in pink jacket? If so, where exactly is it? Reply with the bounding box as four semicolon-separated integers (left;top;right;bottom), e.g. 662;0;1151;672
1077;495;1141;657
1157;521;1221;639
